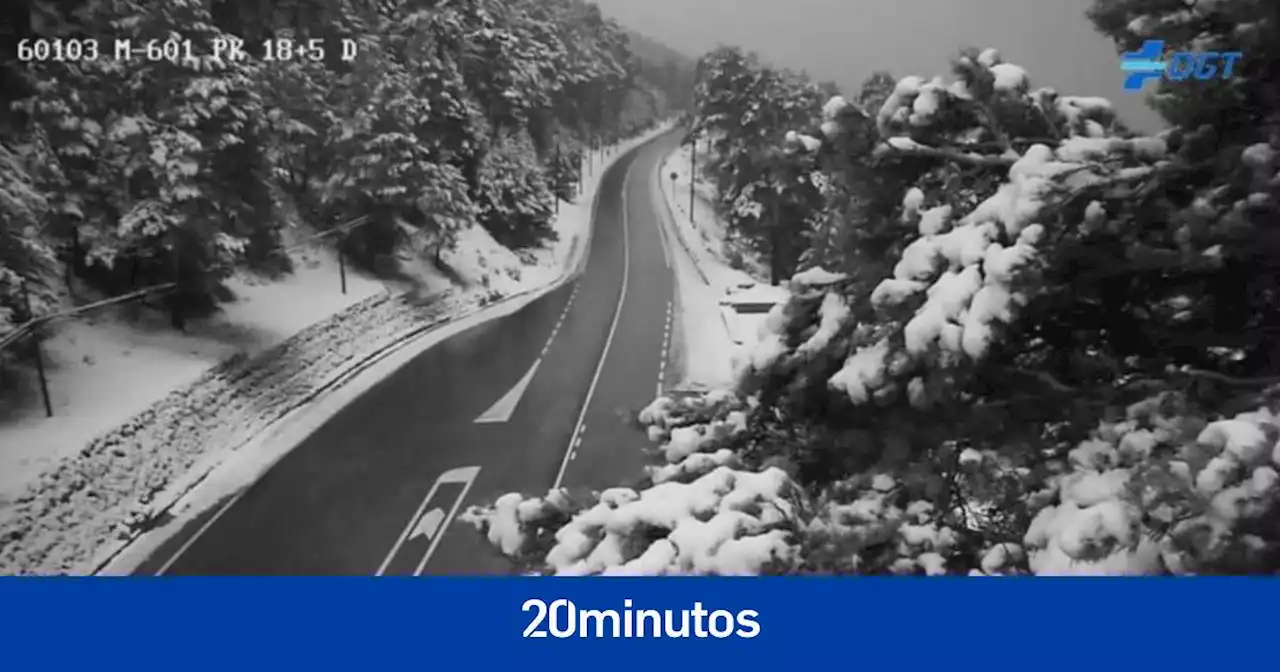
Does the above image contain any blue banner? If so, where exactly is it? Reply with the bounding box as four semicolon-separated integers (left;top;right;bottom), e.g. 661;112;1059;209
0;578;1270;670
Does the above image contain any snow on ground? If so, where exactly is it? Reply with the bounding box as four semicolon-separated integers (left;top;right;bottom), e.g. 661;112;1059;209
221;250;389;348
657;138;780;388
0;246;389;507
0;122;674;575
719;283;790;351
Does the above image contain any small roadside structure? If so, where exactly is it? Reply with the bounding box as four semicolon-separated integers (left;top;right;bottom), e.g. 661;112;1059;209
719;282;790;346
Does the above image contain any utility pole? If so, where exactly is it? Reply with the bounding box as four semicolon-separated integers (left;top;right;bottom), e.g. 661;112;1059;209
170;244;185;332
554;142;561;214
769;103;781;286
335;215;348;295
22;281;52;418
770;171;781;286
338;244;347;295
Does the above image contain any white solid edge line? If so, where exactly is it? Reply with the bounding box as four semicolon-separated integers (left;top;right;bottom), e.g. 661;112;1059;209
553;156;636;491
155;490;246;576
414;473;479;575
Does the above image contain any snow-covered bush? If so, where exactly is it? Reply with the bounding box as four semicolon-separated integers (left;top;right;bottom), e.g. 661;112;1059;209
463;466;803;576
691;46;828;282
469;383;1280;576
1016;392;1280;575
463;391;803;575
469;0;1280;575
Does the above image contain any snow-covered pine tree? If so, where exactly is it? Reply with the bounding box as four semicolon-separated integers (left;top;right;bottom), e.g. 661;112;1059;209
324;13;475;275
465;0;1280;575
16;0;286;324
691;48;827;283
474;129;556;248
855;70;897;116
0;139;58;336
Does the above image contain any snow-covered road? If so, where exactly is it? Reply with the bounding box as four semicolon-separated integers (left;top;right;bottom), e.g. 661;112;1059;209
128;130;685;575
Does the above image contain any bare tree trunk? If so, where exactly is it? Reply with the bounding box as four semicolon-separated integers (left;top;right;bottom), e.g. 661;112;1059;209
21;281;52;418
170;247;185;332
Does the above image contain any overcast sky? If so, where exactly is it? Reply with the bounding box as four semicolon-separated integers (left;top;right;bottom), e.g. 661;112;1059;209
595;0;1163;132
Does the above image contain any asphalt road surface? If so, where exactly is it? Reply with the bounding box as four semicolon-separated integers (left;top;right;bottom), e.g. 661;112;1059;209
136;129;685;575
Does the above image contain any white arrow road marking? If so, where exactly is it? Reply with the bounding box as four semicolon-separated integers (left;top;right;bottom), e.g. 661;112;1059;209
474;287;578;424
473;359;540;424
376;465;481;576
411;508;446;542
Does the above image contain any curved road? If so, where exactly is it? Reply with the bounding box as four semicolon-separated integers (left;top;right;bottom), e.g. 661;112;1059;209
134;130;684;575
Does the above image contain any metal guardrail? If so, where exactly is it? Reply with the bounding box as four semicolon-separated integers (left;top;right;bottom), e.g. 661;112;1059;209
0;214;372;418
0;214;371;356
655;155;712;287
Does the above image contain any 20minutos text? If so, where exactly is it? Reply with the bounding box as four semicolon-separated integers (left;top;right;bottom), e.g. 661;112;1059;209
522;599;760;639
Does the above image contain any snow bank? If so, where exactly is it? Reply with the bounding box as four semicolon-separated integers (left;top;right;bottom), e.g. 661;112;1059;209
0;290;468;574
658;140;764;288
657;138;765;388
0;247;388;506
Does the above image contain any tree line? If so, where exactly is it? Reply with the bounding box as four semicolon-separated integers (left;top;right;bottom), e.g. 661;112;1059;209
0;0;694;357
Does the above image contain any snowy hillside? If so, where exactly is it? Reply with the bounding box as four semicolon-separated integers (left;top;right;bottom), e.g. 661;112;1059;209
0;125;671;576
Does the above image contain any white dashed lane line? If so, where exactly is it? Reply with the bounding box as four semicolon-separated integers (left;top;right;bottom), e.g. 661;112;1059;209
474;284;579;424
553;158;639;490
656;301;672;397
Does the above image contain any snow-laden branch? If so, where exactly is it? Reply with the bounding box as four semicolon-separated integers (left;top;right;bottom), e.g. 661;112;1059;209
874;138;1016;167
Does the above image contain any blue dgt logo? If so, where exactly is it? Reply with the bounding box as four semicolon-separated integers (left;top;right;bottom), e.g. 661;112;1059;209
1120;40;1243;92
